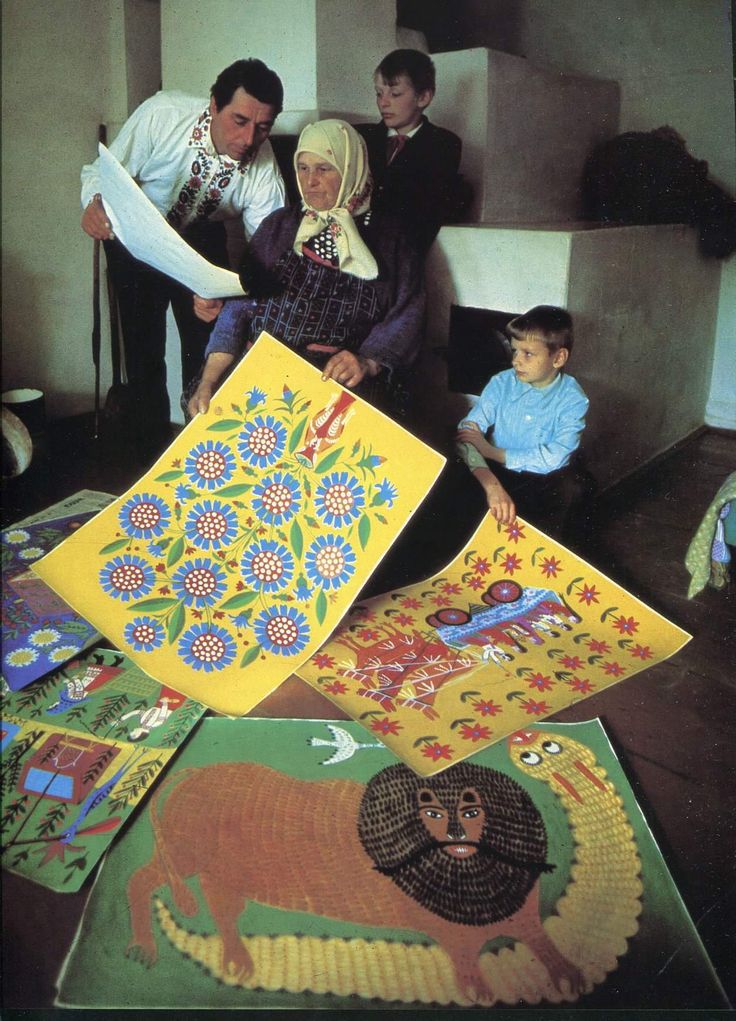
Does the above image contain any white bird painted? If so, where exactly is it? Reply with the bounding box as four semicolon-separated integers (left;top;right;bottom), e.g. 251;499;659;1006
308;724;384;765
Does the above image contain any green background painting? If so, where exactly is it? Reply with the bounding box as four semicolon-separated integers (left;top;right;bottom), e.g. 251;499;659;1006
56;717;726;1010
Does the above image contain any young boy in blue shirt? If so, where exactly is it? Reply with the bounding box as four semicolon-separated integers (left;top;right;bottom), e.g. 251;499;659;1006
457;305;591;537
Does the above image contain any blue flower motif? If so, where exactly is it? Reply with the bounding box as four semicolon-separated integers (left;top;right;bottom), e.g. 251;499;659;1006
238;414;287;468
373;478;398;508
100;555;155;602
304;534;356;590
184;440;237;490
172;557;227;606
241;539;294;592
245;387;267;408
294;575;313;602
251;472;301;526
175;483;195;503
184;499;239;550
314;472;365;527
118;493;171;539
124;616;165;652
253;605;310;657
178;622;237;672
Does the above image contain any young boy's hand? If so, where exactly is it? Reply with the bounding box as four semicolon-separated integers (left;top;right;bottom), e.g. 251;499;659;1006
483;480;516;524
457;423;495;459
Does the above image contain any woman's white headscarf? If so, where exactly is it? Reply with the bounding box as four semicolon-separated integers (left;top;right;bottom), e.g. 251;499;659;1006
293;119;378;280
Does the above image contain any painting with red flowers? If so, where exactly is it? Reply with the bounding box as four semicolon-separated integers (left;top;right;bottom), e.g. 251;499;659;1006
297;512;691;774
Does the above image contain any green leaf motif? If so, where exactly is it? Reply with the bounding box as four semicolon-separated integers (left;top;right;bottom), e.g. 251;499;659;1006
99;538;130;555
315;447;344;474
215;483;252;497
358;513;371;550
206;419;242;432
315;588;327;625
167;602;186;644
220;591;258;611
58;620;95;636
240;645;261;668
127;597;179;613
166;536;185;568
154;470;184;482
288;415;308;453
290;519;303;560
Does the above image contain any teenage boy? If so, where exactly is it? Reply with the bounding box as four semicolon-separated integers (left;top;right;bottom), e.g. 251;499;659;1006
355;49;464;255
457;306;592;538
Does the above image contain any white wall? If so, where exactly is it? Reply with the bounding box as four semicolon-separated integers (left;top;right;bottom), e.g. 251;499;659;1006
161;0;318;109
1;0;127;417
511;0;735;428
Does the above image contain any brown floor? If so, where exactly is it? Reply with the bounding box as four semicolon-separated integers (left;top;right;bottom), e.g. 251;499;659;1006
2;417;735;1013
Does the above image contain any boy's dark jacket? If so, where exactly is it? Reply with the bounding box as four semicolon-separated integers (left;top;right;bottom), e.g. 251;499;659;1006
355;117;468;254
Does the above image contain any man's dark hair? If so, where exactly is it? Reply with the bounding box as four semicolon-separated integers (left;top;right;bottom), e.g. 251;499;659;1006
211;59;284;114
507;305;574;355
375;49;435;94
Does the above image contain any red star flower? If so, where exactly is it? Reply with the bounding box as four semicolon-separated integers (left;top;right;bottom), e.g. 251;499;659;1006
603;660;626;677
577;584;600;605
473;557;491;576
630;644;653;660
324;680;348;695
459;723;492;742
359;628;380;641
370;717;402;736
421;742;454;762
613;615;640;635
505;521;526;543
401;597;421;609
528;672;553;691
569;676;594;693
468;576;485;590
561;655;584;671
473;699;502;716
311;653;335;669
587;638;610;654
540;556;562;578
441;582;462;595
502;553;522;575
521;698;550;715
395;613;415;626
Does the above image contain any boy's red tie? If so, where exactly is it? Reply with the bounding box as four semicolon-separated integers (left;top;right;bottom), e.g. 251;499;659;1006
386;133;408;164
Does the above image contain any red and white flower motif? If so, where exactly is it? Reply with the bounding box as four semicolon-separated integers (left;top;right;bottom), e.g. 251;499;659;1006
190;630;228;664
195;447;228;481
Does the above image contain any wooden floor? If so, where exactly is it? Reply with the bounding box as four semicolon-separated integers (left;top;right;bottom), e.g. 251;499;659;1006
2;418;735;1012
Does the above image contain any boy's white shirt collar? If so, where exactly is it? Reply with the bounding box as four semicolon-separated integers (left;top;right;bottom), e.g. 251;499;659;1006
386;121;424;139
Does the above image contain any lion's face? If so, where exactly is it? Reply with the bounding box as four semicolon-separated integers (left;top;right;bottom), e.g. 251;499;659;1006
358;762;549;926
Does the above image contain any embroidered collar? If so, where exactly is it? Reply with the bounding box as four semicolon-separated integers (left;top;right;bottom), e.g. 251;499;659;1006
187;107;252;174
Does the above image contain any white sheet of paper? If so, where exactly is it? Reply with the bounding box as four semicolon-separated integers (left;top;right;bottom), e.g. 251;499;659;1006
97;143;245;299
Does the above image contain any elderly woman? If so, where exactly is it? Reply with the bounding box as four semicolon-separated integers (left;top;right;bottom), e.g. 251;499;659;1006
187;119;424;417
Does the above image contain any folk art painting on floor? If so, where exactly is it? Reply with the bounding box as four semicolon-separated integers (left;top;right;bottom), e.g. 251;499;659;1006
33;333;445;716
55;717;726;1010
1;647;205;891
2;511;103;691
298;512;691;773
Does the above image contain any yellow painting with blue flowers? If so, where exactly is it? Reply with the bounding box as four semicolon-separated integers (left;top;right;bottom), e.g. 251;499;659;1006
33;334;445;715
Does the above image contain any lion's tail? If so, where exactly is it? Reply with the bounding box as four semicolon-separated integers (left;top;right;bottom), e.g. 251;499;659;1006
148;766;199;917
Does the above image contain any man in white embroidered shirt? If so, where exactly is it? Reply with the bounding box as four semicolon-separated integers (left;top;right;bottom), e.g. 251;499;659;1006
80;59;286;463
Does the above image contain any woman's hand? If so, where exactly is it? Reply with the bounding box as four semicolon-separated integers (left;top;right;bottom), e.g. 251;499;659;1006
193;296;224;322
316;349;380;388
186;352;234;417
